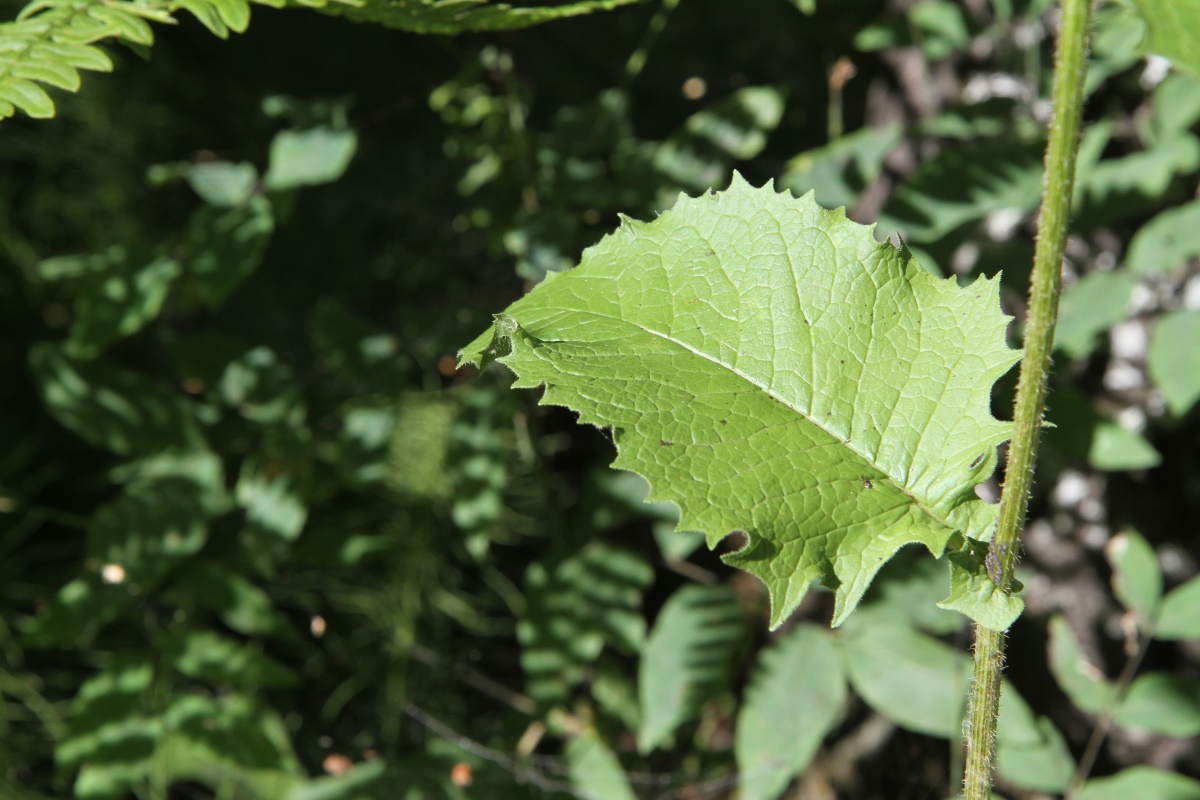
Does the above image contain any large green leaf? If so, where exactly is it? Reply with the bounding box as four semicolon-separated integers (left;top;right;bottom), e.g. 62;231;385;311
736;624;845;800
637;584;743;753
1129;0;1200;77
462;175;1020;629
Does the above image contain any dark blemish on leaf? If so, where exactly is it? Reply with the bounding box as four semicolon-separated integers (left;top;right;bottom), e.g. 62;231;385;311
862;478;872;489
704;249;715;257
720;419;727;425
970;452;987;469
660;439;673;446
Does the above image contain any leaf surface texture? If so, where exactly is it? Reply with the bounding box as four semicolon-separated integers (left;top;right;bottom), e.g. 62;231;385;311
462;175;1019;627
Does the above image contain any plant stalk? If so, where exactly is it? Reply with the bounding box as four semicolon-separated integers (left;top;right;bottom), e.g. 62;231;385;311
962;2;1094;799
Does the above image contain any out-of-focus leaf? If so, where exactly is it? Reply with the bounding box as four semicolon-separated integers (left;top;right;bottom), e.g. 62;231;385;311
1156;575;1200;640
338;402;397;485
856;546;964;635
736;624;845;800
918;99;1036;141
908;0;970;60
1114;673;1200;737
186;195;275;310
779;123;902;211
163;630;298;689
173;559;296;639
593;655;641;731
1089;422;1162;471
87;479;209;590
287;760;389;800
110;446;230;515
638;585;742;753
57;656;158;798
655;86;785;191
219;346;306;427
180;161;260;207
1105;530;1163;624
519;543;653;704
1047;615;1117;714
1126;199;1200;274
840;620;969;737
1147;73;1200;142
1076;766;1200;800
1076;135;1200;227
1055;271;1135;359
1129;0;1200;77
21;576;128;649
237;437;311;541
876;140;1044;243
1148;311;1200;416
995;714;1074;793
70;251;176;355
565;734;635;800
308;299;407;391
38;247;182;359
1087;2;1149;92
264;127;358;190
154;693;301;791
1043;389;1162;472
30;343;202;456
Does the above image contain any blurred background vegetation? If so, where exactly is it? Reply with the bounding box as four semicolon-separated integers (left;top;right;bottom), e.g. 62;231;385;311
2;0;1200;798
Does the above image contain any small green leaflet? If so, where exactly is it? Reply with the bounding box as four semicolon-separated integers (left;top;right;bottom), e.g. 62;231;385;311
461;174;1022;630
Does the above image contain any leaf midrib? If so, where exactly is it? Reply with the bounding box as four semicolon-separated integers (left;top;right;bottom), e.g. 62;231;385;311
519;304;959;536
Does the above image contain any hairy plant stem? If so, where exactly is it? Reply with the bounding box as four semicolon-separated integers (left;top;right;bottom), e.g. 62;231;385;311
962;2;1094;799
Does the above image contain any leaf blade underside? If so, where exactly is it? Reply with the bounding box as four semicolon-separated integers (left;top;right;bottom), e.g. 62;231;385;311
462;174;1020;628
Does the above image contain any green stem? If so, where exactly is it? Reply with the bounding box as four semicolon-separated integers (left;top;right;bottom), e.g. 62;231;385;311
962;2;1094;798
623;0;681;82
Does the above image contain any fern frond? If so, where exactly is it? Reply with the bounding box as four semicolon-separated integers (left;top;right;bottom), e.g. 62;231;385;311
0;0;641;121
318;0;643;35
